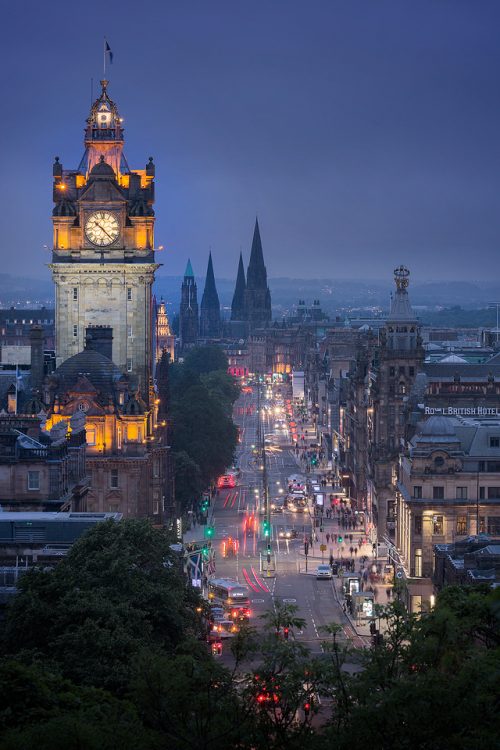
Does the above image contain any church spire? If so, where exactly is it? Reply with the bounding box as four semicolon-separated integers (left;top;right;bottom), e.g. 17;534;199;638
200;252;221;338
184;258;194;278
247;217;266;289
244;218;272;330
231;252;246;321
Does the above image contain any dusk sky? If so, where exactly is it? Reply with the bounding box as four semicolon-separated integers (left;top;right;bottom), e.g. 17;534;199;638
1;0;499;282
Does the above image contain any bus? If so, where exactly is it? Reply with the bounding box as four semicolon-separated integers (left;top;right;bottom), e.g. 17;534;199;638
208;578;251;619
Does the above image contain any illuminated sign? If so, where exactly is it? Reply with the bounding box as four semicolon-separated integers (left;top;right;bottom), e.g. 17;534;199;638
424;406;500;416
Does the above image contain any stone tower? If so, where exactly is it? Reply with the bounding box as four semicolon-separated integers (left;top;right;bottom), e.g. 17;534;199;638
230;252;246;322
154;297;175;363
244;218;272;330
179;259;199;348
199;252;221;339
373;265;425;534
49;80;158;400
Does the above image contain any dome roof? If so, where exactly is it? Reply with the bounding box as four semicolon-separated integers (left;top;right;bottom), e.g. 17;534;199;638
421;415;457;438
55;349;123;399
88;156;116;180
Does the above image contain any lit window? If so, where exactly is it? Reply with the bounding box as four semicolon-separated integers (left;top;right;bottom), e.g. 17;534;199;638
127;424;138;441
414;549;422;577
86;428;96;446
456;516;467;535
127;358;133;372
432;515;443;535
27;471;40;491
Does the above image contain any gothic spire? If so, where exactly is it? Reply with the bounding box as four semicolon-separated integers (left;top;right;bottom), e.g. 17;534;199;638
246;217;267;289
184;258;194;278
200;252;221;338
231;252;246;321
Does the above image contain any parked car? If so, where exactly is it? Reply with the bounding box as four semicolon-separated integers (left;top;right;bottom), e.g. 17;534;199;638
316;564;333;580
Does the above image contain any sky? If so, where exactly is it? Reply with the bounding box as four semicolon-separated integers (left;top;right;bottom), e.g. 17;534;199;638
1;0;499;283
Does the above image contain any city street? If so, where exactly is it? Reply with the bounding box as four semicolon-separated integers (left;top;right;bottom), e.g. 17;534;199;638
205;383;371;656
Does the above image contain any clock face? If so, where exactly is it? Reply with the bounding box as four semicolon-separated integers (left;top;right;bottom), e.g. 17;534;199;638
85;211;120;247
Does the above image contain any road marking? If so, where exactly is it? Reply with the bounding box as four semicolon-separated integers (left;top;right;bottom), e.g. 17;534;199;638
252;598;265;603
282;598;297;603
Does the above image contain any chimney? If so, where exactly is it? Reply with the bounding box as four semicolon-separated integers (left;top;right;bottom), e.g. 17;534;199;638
30;325;44;392
85;326;113;360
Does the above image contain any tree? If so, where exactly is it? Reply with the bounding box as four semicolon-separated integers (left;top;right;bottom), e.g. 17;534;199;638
1;521;200;695
183;345;229;376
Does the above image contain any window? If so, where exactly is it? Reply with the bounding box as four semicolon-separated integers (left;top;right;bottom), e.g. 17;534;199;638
110;469;119;489
487;517;500;535
389;366;395;377
479;517;486;534
480;486;485;499
414;514;422;535
434;456;444;468
127;287;132;301
117;427;122;450
73;324;78;338
127;325;133;338
413;486;422;499
487;461;500;472
433;515;443;535
399;366;405;375
456;487;468;500
27;471;40;491
456;516;467;535
127;424;139;441
73;287;78;301
414;549;422;577
433;486;444;500
153;499;160;515
487;487;500;499
86;428;96;446
409;366;415;377
490;437;500;448
126;358;133;372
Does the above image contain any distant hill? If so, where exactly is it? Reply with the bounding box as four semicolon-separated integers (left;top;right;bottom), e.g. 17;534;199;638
1;273;499;320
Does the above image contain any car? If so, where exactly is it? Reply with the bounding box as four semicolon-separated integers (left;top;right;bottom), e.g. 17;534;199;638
316;564;333;580
278;527;298;540
270;499;284;513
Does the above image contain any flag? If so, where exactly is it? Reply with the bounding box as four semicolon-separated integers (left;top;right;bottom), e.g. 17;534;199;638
105;40;113;64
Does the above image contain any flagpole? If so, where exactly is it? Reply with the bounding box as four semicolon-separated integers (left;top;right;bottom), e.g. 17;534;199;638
103;37;106;78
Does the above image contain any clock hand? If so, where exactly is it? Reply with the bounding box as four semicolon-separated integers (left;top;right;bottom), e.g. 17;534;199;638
94;222;114;241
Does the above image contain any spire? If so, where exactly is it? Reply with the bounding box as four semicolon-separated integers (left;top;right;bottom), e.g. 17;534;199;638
184;259;194;278
384;266;420;352
246;217;266;289
231;252;246;321
244;218;272;329
200;252;221;338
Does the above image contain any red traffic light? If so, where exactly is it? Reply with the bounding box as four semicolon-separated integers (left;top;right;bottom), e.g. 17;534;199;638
303;702;311;716
283;626;289;640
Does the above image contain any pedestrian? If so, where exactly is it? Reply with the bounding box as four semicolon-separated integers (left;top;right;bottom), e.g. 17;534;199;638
386;588;392;600
373;586;378;599
329;553;334;568
354;547;358;556
326;533;330;544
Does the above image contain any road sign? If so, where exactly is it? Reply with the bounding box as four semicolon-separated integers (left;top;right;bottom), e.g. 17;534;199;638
320;544;327;552
396;570;403;579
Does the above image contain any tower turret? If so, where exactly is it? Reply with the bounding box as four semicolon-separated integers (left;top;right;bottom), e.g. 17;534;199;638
179;259;199;348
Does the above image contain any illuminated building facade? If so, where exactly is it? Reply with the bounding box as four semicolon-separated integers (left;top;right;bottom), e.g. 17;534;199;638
49;80;158;397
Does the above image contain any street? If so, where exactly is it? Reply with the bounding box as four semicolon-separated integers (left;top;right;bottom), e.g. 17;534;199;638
206;383;372;656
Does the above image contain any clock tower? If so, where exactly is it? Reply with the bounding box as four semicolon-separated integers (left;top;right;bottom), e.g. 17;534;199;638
50;80;158;399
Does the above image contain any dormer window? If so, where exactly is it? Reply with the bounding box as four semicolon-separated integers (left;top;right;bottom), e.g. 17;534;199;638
434;456;444;468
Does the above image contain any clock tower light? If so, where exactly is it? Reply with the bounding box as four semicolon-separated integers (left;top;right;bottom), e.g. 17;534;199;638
50;80;159;401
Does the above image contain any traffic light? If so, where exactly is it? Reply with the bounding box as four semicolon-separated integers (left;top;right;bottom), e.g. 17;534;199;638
205;525;215;539
303;701;311;717
283;626;289;640
201;544;210;561
337;535;343;543
262;519;271;538
311;453;317;466
200;497;209;513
